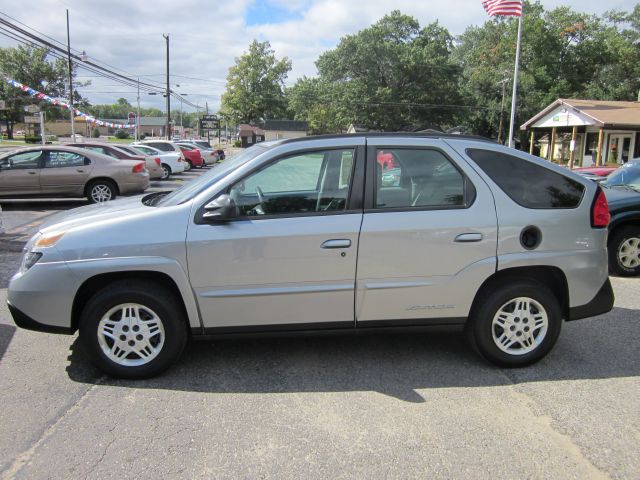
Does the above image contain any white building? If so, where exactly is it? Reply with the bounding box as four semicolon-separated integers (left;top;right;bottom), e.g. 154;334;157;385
521;98;640;167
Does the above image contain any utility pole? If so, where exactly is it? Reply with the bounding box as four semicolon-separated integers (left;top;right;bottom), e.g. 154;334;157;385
39;111;45;145
136;77;141;141
206;101;210;144
163;34;171;139
66;9;75;140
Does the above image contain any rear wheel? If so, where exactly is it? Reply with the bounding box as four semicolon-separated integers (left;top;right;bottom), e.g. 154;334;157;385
609;226;640;276
467;280;562;367
87;180;116;203
79;280;188;379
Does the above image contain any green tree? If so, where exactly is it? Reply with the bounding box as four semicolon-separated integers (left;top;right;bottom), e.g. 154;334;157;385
220;40;292;124
287;77;347;134
289;11;461;133
85;97;133;119
454;1;640;142
0;45;84;138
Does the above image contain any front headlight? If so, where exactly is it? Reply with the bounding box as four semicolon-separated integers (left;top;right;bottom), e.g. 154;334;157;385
20;251;43;273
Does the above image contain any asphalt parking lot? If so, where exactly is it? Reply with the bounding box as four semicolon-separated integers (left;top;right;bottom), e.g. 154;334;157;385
0;170;639;479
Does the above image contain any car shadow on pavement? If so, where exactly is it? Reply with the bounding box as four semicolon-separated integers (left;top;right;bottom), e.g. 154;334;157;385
65;307;640;403
0;324;16;362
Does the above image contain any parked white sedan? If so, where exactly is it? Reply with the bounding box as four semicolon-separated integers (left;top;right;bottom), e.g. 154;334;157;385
130;144;185;180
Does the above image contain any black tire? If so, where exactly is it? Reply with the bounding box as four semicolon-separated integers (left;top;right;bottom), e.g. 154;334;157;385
161;164;171;180
467;280;562;367
79;280;188;379
86;179;117;203
184;160;192;171
608;226;640;276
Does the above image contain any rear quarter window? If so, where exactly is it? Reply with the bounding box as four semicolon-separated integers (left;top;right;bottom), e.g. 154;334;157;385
466;148;585;209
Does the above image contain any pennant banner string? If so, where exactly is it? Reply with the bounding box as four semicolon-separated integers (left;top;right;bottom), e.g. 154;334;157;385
3;76;133;129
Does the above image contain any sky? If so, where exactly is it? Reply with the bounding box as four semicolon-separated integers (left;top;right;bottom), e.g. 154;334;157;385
0;0;637;115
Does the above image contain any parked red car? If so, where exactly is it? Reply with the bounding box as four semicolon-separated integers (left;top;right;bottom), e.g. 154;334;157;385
178;145;204;169
573;166;618;178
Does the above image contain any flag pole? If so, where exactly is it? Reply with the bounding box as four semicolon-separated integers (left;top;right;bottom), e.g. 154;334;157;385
507;12;523;148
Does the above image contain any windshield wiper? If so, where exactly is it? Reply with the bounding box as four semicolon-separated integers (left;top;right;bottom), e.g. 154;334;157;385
605;184;640;192
142;191;170;206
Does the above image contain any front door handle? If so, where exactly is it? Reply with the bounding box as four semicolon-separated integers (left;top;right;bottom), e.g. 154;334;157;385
455;233;483;242
321;239;351;249
28;171;37;175
76;169;85;173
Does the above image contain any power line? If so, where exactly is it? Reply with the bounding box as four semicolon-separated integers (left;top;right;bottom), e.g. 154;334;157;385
0;14;203;109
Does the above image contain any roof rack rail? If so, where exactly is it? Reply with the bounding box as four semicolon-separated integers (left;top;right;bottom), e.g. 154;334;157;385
279;132;496;145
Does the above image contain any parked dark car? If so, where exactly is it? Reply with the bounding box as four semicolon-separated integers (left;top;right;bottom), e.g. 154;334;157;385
603;184;640;276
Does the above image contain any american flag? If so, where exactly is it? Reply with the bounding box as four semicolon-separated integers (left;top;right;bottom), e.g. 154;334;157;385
482;0;523;17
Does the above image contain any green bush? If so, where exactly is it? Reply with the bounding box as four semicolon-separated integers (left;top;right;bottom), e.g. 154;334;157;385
91;127;101;138
25;135;41;144
233;140;241;148
114;129;130;139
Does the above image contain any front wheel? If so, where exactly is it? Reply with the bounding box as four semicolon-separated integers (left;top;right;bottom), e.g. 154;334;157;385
184;160;192;171
79;280;188;378
609;226;640;276
87;180;117;203
467;280;562;367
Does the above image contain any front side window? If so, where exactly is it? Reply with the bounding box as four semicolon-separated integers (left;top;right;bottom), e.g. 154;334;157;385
229;149;354;216
467;148;584;208
0;150;43;170
374;149;466;209
46;151;87;168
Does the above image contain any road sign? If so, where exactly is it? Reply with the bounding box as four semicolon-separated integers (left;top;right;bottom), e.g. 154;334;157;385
24;115;40;124
200;119;220;130
0;100;6;110
201;114;218;121
24;105;40;113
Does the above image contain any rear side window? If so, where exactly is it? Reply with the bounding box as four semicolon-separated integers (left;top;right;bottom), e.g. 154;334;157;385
466;149;584;208
146;142;173;152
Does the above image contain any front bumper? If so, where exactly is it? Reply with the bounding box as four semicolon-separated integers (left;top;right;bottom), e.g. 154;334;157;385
568;278;615;321
8;257;80;333
8;301;73;334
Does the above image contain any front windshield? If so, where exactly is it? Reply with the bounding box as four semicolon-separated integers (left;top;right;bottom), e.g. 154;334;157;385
604;164;640;191
156;144;269;206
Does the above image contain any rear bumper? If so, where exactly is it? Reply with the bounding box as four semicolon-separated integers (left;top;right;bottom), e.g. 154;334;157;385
568;278;614;321
119;176;150;195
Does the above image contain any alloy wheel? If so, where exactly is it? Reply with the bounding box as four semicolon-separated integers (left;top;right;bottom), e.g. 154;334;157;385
91;184;113;203
618;237;640;269
97;303;165;367
491;297;548;355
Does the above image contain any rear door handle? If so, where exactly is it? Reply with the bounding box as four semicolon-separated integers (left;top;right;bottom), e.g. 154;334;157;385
28;171;37;175
76;169;85;173
321;239;351;249
455;233;483;242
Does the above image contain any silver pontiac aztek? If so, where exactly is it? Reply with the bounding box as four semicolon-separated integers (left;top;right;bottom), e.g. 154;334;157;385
8;134;614;378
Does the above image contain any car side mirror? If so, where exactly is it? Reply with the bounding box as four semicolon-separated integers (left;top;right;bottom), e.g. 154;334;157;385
203;194;237;222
